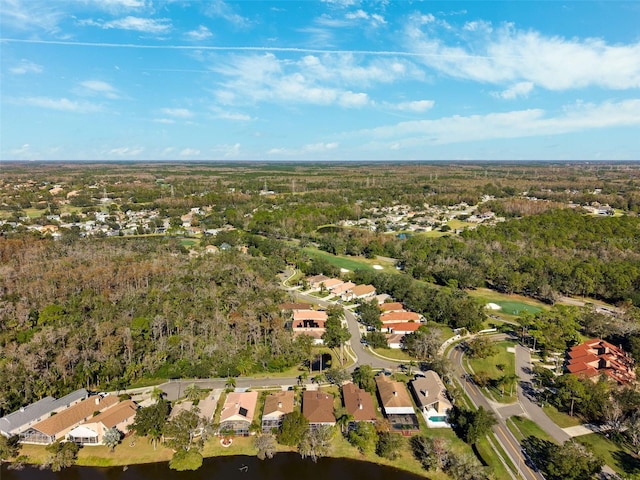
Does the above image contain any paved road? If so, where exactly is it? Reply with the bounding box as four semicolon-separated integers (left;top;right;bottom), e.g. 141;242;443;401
449;339;545;480
514;345;570;443
292;290;401;371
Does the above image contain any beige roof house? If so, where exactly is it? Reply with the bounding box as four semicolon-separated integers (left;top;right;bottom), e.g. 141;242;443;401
342;383;376;423
331;281;356;295
375;376;414;415
262;390;295;433
348;284;376;300
20;395;119;444
68;400;138;445
293;310;328;322
302;391;335;427
322;278;345;290
380;302;405;312
410;371;452;416
219;391;259;435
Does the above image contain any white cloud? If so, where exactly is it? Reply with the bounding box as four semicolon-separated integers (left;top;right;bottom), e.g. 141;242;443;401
356;99;640;147
93;0;146;8
0;0;64;33
160;108;193;118
14;96;102;113
109;146;144;156
184;25;213;41
9;59;43;75
404;17;640;90
492;81;534;100
78;80;120;99
210;53;416;108
268;142;339;156
213;109;253;121
153;118;175;124
206;0;250;28
212;143;241;158
388;100;435;112
82;16;171;34
345;9;386;26
179;148;200;156
10;143;30;155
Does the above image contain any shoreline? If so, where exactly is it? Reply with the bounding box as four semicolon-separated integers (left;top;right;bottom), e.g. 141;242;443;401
10;434;430;478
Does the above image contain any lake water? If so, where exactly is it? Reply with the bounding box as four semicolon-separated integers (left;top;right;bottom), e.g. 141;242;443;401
1;454;427;480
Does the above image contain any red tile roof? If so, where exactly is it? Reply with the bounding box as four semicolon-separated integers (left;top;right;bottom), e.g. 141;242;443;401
566;339;636;384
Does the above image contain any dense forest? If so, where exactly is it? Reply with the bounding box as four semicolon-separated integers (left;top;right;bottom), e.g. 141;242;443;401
399;209;640;304
0;236;311;414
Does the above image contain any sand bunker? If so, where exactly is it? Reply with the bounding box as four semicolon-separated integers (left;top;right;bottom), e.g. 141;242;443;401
485;302;502;310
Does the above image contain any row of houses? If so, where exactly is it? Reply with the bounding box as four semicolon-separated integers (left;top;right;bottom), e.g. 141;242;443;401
0;389;137;446
222;370;452;436
306;275;376;302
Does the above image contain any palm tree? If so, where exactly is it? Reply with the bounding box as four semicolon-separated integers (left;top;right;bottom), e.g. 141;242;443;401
184;383;201;402
335;407;354;435
150;386;165;403
225;377;236;391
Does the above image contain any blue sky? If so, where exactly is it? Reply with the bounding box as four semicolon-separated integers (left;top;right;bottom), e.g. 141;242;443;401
1;0;639;161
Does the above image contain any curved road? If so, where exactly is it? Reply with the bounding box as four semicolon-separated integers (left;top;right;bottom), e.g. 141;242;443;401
449;336;545;480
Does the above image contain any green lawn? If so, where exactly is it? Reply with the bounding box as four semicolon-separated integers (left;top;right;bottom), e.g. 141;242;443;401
507;416;555;444
476;433;516;479
302;247;375;272
466;340;517;403
467;288;547;316
541;405;582;428
577;433;640;477
371;347;413;361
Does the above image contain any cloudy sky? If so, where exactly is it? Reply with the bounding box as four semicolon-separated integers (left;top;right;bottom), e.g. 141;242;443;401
1;0;639;161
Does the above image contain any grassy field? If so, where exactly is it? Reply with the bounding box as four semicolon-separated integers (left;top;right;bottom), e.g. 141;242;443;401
507;416;556;444
466;340;517;403
302;247;398;273
541;405;582;428
475;433;516;479
371;347;413;361
577;433;640;477
467;288;546;316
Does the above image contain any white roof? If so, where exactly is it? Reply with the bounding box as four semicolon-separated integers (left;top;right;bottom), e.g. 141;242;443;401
67;425;98;438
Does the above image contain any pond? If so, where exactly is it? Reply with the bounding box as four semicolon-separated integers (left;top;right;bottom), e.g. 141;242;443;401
1;453;427;480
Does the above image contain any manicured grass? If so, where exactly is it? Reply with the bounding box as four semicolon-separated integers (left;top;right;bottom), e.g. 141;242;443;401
302;247;375;272
542;405;582;428
577;433;640;477
507;416;555;444
476;433;515;479
371;347;413;361
466;340;517;403
467;288;547;316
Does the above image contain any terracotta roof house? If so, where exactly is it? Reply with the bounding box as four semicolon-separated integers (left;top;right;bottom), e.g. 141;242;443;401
19;395;119;444
381;311;421;323
342;383;376;424
292;310;327;344
566;339;636;384
67;400;138;445
302;391;335;428
1;389;88;439
219;391;259;436
383;322;421;335
380;302;405;313
262;391;295;433
410;372;452;428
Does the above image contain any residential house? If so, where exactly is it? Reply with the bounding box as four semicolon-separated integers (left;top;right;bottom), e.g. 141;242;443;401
385;333;405;349
566;338;636;384
291;310;328;345
382;322;421;335
219;391;259;436
380;302;405;313
321;278;345;291
380;311;421;323
19;395;119;444
342;383;376;426
410;371;452;428
67;400;138;445
307;275;330;289
302;391;335;428
344;284;376;301
261;391;295;433
375;375;418;433
374;294;392;305
0;389;88;439
330;281;356;297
